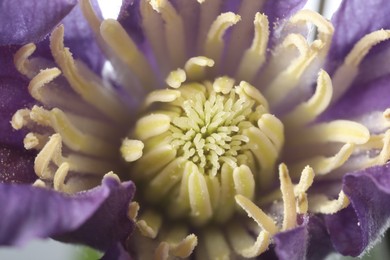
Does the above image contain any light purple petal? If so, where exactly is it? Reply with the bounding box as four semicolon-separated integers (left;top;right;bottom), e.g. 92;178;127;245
0;0;77;45
326;165;390;256
0;176;135;251
327;0;390;73
263;0;308;41
118;0;144;45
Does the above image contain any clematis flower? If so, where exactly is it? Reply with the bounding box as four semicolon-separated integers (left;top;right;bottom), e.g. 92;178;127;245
1;0;390;259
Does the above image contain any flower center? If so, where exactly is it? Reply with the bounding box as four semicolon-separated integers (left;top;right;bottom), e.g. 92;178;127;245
124;68;284;226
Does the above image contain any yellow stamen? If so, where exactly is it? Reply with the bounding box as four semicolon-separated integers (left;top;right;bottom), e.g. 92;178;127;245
309;191;350;214
184;56;215;81
204;12;241;68
236;12;269;82
100;19;157;89
165;69;186;89
120;139;144;162
235;195;278;235
283;70;333;126
149;0;187;68
137;210;162;239
279;164;297;231
332;29;390;102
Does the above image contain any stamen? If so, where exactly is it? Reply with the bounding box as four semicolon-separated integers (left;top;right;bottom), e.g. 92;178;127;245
128;201;140;221
197;0;222;53
279;164;297;231
184;56;215;81
23;133;48;150
135;114;171;140
50;26;127;123
309;191;350;214
144;157;186;201
132;144;177;180
291;143;355;177
236;13;269;82
289;9;334;55
188;162;213;225
213;76;235;94
283;70;333;126
332;29;390;102
140;0;169;74
11;109;31;130
34;134;63;179
29;106;117;158
137;210;162;239
53;162;69;191
288;120;370;146
100;19;157;89
165;69;186;89
204;12;241;68
264;34;317;106
170;234;198;258
144;89;182;108
120;139;144;162
227;222;270;258
80;0;101;35
28;68;62;103
214;164;235;223
13;43;37;78
233;165;255;200
235;195;278;235
155;242;169;260
149;0;187;68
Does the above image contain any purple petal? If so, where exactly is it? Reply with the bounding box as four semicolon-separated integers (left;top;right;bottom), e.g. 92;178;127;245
0;176;135;251
0;46;34;147
320;74;390;120
0;144;35;184
326;165;390;256
327;0;390;72
273;217;308;260
0;0;77;45
55;177;136;251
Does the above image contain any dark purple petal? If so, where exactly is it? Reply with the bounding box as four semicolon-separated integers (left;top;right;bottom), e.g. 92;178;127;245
0;46;34;147
273;217;308;260
0;176;135;251
326;165;390;256
320;74;390;120
55;177;136;251
327;0;390;73
0;0;77;45
306;215;333;260
0;144;35;184
101;243;133;260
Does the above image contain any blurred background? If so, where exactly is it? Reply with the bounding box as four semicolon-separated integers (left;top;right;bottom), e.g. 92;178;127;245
1;0;388;259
